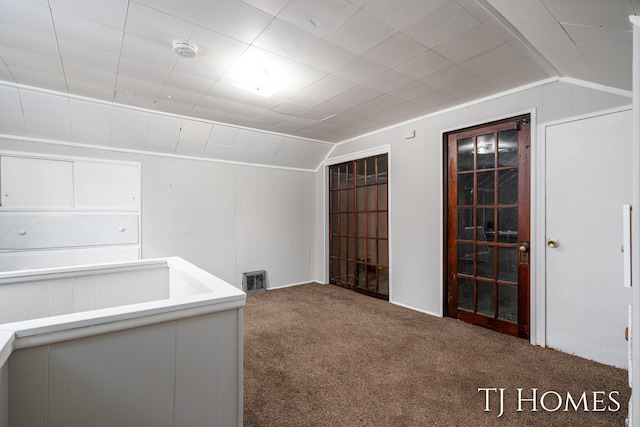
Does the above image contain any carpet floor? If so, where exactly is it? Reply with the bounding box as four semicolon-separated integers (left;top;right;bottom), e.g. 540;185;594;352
243;283;629;426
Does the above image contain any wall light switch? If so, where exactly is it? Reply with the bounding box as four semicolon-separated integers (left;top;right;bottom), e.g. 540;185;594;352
404;130;416;139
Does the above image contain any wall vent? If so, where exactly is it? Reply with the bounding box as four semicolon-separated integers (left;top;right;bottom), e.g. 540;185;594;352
243;270;266;294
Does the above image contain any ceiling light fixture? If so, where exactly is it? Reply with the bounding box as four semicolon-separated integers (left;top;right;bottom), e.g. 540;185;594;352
230;50;288;98
172;40;198;58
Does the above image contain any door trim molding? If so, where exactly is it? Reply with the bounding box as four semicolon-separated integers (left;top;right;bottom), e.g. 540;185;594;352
535;104;632;348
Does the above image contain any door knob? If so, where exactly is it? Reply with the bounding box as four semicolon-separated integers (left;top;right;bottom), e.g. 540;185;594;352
547;239;559;248
518;243;529;253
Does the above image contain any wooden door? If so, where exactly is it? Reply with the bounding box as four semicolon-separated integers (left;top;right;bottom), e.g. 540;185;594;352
445;115;531;338
329;154;389;300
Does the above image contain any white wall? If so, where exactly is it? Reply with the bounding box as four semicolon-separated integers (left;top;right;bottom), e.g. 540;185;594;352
317;79;632;317
0;138;315;290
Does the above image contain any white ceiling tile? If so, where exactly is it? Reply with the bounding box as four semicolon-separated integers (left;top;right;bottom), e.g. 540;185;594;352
290;74;356;107
0;0;632;146
179;119;213;143
111;107;150;133
271;100;314;116
125;2;197;46
389;80;437;101
363;69;414;93
442;75;491;98
363;32;427;68
181;26;249;77
256;133;283;155
53;11;123;55
120;34;179;68
70;123;111;146
202;143;232;160
134;0;211;24
432;24;504;63
421;64;475;90
411;89;458;109
253;18;321;60
240;0;289;16
145;134;178;154
402;1;481;48
277;0;358;37
49;0;128;30
317;84;382;111
110;129;146;150
459;40;526;75
147;114;182;138
187;106;228;124
227;146;254;162
364;0;448;30
327;9;396;54
19;90;69;122
333;55;389;84
528;39;601;82
6;64;67;93
24;116;71;140
234;129;262;149
295;38;358;73
65;80;115;101
595;64;631;90
250;149;277;165
481;57;544;86
58;41;120;72
486;0;555;22
198;0;273;44
69;98;112;127
116;73;164;102
396;50;452;80
208;124;240;146
0;0;56;39
151;99;195;116
0;111;27;135
506;17;572;47
63;60;118;89
541;0;634;30
343;93;404;118
0;23;58;58
563;24;631;51
156;88;201;108
0;85;22;115
175;139;206;156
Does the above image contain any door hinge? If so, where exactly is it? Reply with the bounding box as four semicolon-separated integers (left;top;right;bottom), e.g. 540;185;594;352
515;117;530;130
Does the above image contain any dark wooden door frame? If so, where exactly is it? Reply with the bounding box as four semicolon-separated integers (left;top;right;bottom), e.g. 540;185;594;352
443;114;531;339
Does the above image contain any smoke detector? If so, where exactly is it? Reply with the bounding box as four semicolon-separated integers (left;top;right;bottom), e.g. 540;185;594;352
172;40;198;58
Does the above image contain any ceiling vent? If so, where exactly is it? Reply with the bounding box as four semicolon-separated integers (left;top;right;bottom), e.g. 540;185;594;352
172;40;198;58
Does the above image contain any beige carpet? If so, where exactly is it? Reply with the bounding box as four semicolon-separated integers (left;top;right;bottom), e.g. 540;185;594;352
243;283;629;426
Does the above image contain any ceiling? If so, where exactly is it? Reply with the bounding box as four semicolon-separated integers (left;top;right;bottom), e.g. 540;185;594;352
0;0;637;144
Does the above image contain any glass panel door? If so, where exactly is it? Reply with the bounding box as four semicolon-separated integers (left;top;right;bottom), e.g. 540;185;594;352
446;115;530;338
329;154;389;300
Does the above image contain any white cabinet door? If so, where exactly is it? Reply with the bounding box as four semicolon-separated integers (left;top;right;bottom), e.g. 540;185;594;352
0;156;74;207
545;109;632;368
74;161;138;209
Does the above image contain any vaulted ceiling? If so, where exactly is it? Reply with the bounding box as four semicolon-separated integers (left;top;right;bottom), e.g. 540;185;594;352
0;0;637;145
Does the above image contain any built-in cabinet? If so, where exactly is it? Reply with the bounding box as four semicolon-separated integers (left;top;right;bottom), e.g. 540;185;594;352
0;153;141;271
